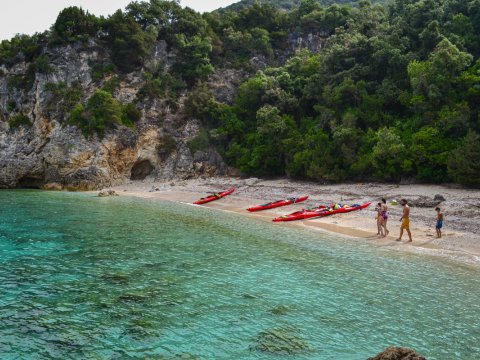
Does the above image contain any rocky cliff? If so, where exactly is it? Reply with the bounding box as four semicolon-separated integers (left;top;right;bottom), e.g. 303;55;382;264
0;40;229;190
0;30;325;190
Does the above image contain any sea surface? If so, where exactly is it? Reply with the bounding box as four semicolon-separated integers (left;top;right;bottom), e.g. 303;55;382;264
0;190;479;359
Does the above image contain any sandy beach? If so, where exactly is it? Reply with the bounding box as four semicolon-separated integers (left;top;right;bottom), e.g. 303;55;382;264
106;177;480;263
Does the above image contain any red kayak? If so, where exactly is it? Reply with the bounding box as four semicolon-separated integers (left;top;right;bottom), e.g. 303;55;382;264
194;188;235;205
247;196;309;212
273;202;371;222
272;205;327;222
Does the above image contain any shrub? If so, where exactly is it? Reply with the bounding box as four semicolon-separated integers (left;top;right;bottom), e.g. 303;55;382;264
104;11;156;73
122;103;142;126
33;54;54;74
9;113;32;129
101;76;121;95
188;129;210;153
6;100;17;112
157;134;177;159
91;62;115;81
448;131;480;187
51;6;99;44
70;90;123;137
44;81;83;120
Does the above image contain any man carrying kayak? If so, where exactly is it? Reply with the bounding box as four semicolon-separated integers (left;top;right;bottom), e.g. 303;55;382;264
396;199;412;242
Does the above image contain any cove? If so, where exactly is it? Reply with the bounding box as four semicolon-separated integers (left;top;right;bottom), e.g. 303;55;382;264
0;190;479;359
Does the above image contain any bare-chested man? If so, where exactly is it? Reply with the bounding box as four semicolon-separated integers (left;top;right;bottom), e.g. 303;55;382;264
396;199;412;242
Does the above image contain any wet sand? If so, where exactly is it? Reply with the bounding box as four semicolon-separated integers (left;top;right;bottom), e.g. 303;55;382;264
104;177;480;263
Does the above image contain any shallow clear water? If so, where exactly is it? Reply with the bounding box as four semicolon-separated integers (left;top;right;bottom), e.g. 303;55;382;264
0;191;479;359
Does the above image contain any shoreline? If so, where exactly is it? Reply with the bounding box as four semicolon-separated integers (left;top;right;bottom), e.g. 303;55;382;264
99;177;480;265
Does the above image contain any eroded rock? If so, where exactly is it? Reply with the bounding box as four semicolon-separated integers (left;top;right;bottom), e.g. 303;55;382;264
367;346;427;360
98;189;119;197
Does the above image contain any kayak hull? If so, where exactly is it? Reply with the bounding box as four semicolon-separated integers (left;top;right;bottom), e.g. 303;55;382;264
272;205;327;222
273;202;371;222
194;188;235;205
247;196;309;212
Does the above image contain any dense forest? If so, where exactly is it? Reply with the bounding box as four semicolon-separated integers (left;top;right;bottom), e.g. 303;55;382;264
221;0;385;12
1;0;480;186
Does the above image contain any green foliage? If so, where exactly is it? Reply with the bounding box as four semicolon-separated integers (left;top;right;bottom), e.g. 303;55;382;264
173;35;214;85
51;6;99;44
104;10;156;73
33;55;55;74
2;0;480;186
8;113;32;129
7;64;36;91
101;76;121;95
69;90;128;137
448;131;480;187
157;133;177;159
122;103;142;126
44;81;83;120
137;72;166;99
91;62;115;81
188;129;210;153
6;100;17;112
0;33;46;66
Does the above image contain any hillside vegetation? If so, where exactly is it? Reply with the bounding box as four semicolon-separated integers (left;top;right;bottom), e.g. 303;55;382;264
1;0;480;186
221;0;386;12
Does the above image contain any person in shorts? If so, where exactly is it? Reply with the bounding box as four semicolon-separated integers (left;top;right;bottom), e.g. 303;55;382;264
435;207;443;238
396;199;412;242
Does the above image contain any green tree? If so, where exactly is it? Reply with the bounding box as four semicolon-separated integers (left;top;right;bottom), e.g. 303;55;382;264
448;131;480;187
51;7;99;44
104;11;156;73
70;90;124;137
173;35;214;84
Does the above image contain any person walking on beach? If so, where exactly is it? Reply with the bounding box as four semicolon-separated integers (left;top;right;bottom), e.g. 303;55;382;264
396;199;412;242
435;207;443;238
381;198;389;237
375;202;384;236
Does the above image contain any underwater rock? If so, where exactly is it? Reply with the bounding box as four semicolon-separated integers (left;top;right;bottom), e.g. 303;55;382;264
367;346;427;360
100;273;130;285
98;189;119;197
268;305;290;315
118;293;148;303
242;293;259;299
251;327;311;355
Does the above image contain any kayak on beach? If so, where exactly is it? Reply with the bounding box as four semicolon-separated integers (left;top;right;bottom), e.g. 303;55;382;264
194;188;235;205
272;205;328;221
247;196;309;212
273;202;372;222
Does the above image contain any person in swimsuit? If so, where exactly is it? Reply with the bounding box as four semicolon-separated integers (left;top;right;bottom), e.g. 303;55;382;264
435;207;443;238
375;202;384;236
396;199;412;242
381;198;389;237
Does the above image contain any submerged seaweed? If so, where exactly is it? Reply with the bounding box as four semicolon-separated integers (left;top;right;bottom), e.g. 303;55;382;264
269;305;290;315
100;273;131;285
251;327;311;355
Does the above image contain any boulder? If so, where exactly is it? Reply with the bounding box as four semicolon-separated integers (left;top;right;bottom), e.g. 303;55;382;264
410;196;442;208
98;189;119;197
367;346;427;360
42;182;63;191
434;194;446;202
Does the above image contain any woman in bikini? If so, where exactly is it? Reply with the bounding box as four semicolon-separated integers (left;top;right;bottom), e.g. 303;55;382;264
375;202;384;236
381;198;389;237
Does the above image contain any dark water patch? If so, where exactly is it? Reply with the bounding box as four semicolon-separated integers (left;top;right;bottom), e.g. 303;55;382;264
251;326;312;355
100;273;131;285
269;305;290;316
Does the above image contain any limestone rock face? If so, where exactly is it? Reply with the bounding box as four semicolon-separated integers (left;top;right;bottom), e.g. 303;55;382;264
0;42;228;189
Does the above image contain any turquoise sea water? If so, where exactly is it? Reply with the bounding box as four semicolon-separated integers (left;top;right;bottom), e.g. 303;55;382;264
0;191;479;359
